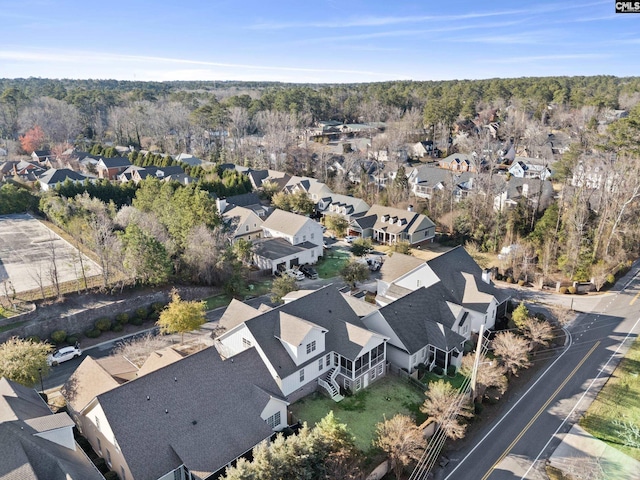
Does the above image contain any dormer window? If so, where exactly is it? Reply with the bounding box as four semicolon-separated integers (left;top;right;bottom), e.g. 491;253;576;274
306;341;316;354
382;214;390;222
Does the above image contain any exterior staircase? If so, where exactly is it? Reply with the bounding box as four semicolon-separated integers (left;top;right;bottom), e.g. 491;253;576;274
318;367;344;402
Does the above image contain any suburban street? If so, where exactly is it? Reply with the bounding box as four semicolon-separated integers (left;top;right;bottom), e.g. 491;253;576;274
436;264;640;480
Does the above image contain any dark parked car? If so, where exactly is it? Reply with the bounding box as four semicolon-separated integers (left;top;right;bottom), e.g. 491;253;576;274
300;264;319;279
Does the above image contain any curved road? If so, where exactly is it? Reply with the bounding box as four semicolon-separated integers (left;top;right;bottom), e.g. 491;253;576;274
436;265;640;480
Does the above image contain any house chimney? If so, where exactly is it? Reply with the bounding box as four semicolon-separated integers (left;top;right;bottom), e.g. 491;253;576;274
407;205;414;212
481;269;492;285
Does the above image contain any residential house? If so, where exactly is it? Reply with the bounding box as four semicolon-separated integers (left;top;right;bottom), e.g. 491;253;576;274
507;157;552;180
175;153;212;167
493;177;554;212
349;205;435;245
407;164;473;200
0;377;103;480
223;206;264;243
63;347;288;480
362;287;467;374
96;157;132;180
439;153;484;173
129;166;186;184
253;209;323;272
217;192;271;219
317;193;370;223
411;141;436;159
570;158;617;191
283;175;333;201
31;150;51;163
38;168;87;191
0;160;46;182
375;248;509;332
217;286;389;402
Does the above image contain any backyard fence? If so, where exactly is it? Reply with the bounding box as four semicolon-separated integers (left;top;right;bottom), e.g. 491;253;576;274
387;363;425;391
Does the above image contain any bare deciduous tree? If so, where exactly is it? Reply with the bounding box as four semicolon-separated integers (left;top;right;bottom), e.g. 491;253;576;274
374;414;424;480
112;332;173;368
521;317;554;352
492;331;531;376
460;352;508;403
421;379;473;440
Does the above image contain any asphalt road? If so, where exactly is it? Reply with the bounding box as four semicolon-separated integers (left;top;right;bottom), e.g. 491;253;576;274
435;264;640;480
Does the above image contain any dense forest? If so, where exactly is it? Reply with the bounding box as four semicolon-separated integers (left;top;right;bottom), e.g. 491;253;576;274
1;75;640;292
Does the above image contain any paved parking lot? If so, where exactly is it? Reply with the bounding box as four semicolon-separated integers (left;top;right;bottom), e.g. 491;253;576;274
0;213;102;293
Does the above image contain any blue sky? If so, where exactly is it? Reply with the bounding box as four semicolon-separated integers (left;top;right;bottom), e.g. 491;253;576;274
0;0;637;83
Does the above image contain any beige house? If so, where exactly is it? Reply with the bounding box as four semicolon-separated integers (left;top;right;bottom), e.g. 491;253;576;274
222;205;264;243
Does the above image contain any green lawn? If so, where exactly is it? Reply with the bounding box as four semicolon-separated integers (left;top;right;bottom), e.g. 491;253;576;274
0;320;27;333
316;249;351;279
421;372;468;391
580;337;640;461
289;375;425;452
203;280;273;311
0;306;19;320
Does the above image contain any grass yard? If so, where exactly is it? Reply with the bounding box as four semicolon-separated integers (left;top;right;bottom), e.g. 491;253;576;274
0;320;27;333
580;337;640;461
316;249;351;279
203;280;273;311
289;375;425;452
421;372;468;391
0;306;19;319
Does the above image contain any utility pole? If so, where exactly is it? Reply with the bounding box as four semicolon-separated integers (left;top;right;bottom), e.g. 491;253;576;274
470;324;484;402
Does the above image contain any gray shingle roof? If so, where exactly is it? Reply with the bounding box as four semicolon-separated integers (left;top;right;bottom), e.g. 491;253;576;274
0;377;104;480
0;378;51;423
99;157;131;168
378;287;466;354
242;286;382;379
0;422;105;480
365;204;435;236
427;246;509;309
223;192;262;208
96;347;284;480
253;237;315;260
37;168;87;185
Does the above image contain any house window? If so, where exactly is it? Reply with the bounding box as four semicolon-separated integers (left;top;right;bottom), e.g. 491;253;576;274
326;354;331;366
121;467;126;480
300;369;305;382
242;338;252;348
355;377;362;391
97;438;102;454
267;411;281;429
318;358;323;370
370;368;377;381
106;449;112;468
246;225;249;231
303;235;306;241
311;233;314;239
377;364;384;375
306;341;316;354
344;378;351;390
95;416;100;432
417;279;422;288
